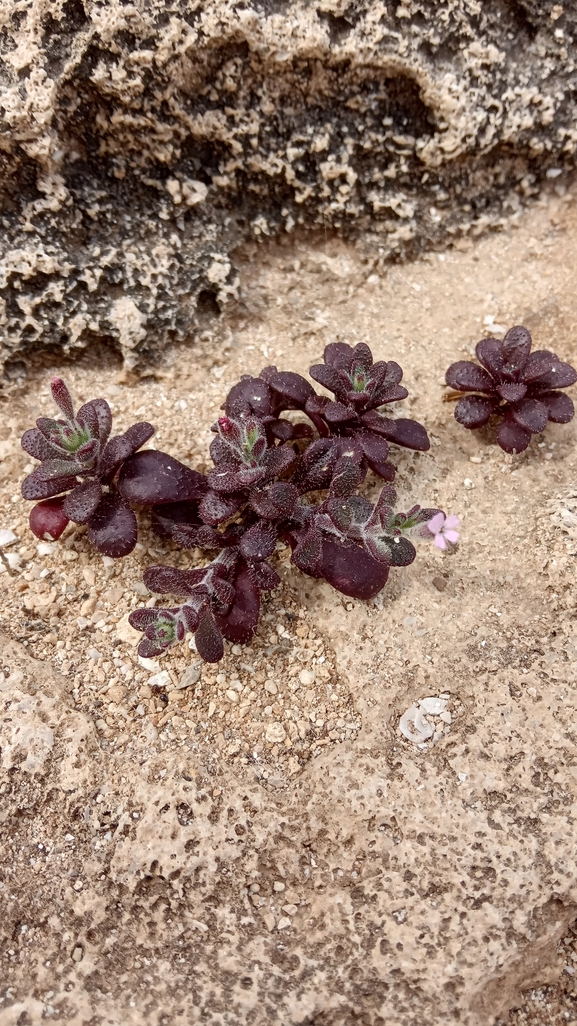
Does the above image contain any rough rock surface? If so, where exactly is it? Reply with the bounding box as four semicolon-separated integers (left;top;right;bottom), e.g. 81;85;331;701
1;0;577;370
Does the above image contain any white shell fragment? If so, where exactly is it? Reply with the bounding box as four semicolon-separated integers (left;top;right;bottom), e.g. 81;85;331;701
419;697;447;716
0;529;17;547
400;705;434;743
399;695;453;746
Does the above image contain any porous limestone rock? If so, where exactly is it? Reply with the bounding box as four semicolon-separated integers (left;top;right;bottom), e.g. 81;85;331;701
0;0;576;371
1;622;577;1026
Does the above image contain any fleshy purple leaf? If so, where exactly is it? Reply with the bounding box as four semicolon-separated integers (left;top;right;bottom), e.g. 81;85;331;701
261;444;296;480
215;564;261;645
292;438;337;491
128;608;160;630
475;337;504;377
497;382;527;402
325;401;356;423
199;489;245;526
496;414;531;455
250;482;299;519
502;325;531;374
522;351;558;383
531;361;577;391
77;398;112;446
330;457;364;498
454;395;499;428
143;565;190;595
445;361;494;393
385;536;417;567
29;498;69;541
62;479;103;524
323;342;355;369
318;537;389;600
510;398;549;433
21;470;79;501
265;370;316;407
224;376;272;418
87;492;138;558
51;377;75;421
99;424;155;479
362;413;430;451
309;363;344;396
246;560;281;590
35;458;85;481
117;450;207;504
290;526;323;576
150;501;201;542
195;609;224;663
540;390;575;423
240;520;277;561
21;428;61;462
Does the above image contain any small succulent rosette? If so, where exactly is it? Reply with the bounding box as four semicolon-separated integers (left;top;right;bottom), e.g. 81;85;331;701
445;326;576;454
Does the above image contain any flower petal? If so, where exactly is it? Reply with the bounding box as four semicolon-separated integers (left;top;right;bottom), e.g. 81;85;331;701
444;515;460;529
444;530;460;544
427;512;445;535
434;535;447;550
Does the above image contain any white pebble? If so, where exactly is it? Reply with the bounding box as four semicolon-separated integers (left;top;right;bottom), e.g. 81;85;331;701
265;722;287;744
299;669;315;686
0;530;17;547
277;917;291;931
37;542;54;556
148;670;171;689
176;664;201;690
138;656;159;672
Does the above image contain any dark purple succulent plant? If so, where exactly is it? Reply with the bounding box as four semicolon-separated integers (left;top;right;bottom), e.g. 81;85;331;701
21;378;205;557
445;326;577;454
128;343;440;663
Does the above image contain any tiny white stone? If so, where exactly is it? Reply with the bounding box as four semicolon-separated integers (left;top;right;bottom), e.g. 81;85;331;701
299;669;315;686
0;530;17;547
138;656;159;672
148;670;171;689
176;664;201;690
37;542;54;556
265;722;287;744
277;917;291;931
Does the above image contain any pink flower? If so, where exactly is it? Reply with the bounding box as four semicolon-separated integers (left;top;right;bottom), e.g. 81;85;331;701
427;512;460;550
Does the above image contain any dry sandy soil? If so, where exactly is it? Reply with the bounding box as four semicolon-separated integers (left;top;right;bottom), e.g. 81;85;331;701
1;180;577;1025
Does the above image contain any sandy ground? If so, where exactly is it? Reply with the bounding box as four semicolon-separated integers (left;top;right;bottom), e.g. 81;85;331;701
1;180;577;1024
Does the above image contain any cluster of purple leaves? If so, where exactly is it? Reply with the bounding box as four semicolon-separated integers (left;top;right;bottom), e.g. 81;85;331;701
446;326;577;454
21;377;205;557
126;343;440;662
